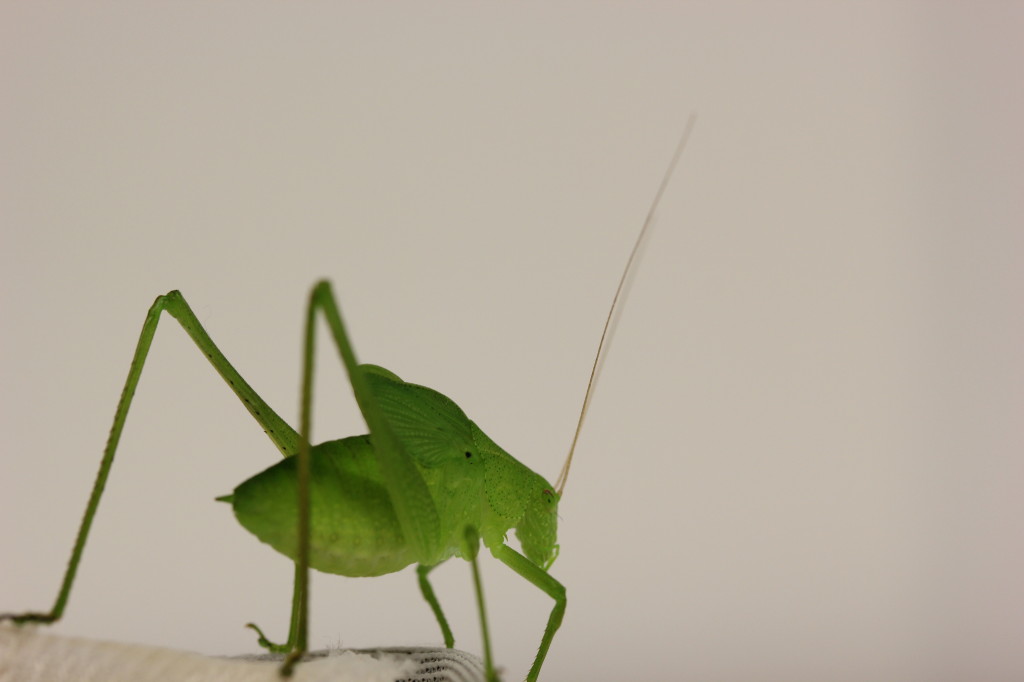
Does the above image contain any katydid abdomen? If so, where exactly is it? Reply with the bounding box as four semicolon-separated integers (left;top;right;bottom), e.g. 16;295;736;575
224;435;418;577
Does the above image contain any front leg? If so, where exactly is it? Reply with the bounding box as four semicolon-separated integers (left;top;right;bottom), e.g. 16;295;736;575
490;543;565;682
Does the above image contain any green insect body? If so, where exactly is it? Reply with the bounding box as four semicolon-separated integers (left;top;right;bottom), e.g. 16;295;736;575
223;366;560;578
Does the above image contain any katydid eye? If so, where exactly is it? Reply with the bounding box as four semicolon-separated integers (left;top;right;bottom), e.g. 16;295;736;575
464;451;472;459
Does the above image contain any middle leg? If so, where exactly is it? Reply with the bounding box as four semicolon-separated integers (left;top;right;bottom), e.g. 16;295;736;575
417;561;455;648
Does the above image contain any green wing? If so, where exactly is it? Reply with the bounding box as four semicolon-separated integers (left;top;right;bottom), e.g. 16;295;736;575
361;365;477;468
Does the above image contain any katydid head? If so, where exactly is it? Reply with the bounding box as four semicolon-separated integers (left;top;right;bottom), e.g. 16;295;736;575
515;483;561;571
466;421;560;569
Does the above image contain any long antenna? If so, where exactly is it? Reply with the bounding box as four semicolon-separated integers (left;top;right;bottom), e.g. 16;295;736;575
554;115;696;496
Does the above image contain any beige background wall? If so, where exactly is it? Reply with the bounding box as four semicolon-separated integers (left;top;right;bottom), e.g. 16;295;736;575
2;3;1022;681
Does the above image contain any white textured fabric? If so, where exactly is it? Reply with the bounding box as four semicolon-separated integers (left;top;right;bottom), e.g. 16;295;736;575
0;625;484;682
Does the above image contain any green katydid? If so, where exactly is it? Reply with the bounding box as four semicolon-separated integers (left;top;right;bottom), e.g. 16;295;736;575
0;117;695;681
